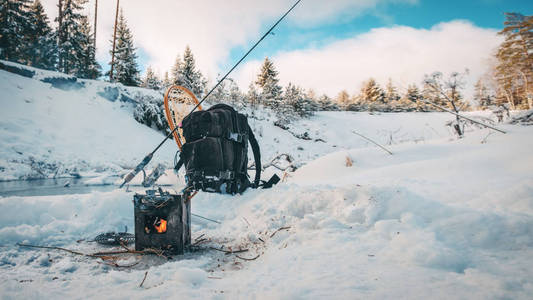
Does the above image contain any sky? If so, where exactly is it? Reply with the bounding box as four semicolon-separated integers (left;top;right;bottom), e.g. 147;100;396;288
40;0;533;98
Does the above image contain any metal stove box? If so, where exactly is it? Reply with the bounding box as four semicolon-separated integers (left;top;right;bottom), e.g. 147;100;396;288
133;190;191;254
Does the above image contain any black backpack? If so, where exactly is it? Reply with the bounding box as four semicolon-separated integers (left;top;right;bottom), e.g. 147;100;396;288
174;104;269;194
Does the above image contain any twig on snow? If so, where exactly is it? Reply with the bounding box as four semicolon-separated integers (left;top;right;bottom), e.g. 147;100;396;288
269;226;291;238
236;254;260;261
17;243;96;258
351;130;393;155
139;271;148;288
209;247;249;255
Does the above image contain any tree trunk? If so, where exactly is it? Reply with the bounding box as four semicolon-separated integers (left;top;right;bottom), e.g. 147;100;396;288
110;0;120;81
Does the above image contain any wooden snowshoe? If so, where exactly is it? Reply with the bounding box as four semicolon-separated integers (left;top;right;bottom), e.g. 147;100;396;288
163;85;203;150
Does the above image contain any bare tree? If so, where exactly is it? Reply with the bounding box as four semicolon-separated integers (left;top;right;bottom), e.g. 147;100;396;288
424;71;469;137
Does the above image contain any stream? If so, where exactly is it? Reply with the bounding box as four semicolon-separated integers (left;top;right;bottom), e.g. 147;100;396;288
0;178;118;197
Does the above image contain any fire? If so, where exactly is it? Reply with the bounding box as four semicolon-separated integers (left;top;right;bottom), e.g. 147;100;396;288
155;218;167;233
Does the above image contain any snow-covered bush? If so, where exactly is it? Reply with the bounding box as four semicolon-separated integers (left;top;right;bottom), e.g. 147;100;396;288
133;96;169;134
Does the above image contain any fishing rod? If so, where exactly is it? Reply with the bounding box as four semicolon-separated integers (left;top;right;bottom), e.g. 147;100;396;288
120;0;302;188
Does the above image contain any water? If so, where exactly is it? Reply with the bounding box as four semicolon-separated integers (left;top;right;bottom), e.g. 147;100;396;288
0;178;118;197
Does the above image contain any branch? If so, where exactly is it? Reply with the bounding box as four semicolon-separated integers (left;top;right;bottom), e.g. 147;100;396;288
236;254;260;261
139;271;148;288
270;226;291;238
351;130;393;155
17;243;96;258
209;246;249;255
421;99;507;134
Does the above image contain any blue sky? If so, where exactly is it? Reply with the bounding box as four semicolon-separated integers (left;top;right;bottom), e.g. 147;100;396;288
224;0;532;71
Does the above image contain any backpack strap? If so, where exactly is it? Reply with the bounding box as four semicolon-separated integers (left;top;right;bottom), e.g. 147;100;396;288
247;124;261;187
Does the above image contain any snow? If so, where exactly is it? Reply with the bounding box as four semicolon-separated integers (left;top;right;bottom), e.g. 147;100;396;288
1;62;533;299
0;61;172;181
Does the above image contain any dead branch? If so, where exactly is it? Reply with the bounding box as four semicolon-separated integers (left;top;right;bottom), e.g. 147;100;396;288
421;99;506;134
259;153;297;172
270;226;291;238
139;271;148;288
236;254;260;261
17;243;96;258
91;250;132;256
194;234;206;241
192;238;208;246
209;247;249;255
351;130;393;155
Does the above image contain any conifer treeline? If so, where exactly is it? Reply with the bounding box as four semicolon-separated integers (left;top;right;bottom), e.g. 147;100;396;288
0;0;141;84
0;0;101;79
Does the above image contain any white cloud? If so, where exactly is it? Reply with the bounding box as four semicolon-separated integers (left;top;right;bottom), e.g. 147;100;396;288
234;20;501;98
39;2;499;99
40;0;416;80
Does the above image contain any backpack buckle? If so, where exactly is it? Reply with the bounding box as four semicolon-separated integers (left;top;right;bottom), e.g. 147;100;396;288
227;132;244;143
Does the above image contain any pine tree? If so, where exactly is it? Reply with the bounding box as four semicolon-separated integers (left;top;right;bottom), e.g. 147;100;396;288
246;82;260;107
162;71;171;89
336;90;351;108
56;0;88;74
256;57;282;108
384;79;400;103
75;15;100;78
227;78;245;108
285;83;315;118
398;84;420;111
142;66;162;90
170;55;181;84
0;0;32;62
24;0;56;70
172;46;206;97
109;9;140;86
317;94;338;111
208;77;227;103
360;78;385;103
494;13;533;110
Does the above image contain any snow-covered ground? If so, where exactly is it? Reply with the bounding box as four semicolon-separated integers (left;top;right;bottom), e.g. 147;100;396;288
1;63;532;299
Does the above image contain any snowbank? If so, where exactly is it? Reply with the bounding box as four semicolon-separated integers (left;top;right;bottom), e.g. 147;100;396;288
0;61;173;181
1;120;532;298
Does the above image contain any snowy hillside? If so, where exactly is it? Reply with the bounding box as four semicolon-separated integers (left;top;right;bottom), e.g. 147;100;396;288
1;60;493;183
1;62;532;299
0;60;173;181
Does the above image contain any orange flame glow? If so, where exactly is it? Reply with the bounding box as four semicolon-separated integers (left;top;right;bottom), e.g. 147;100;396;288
155;219;167;233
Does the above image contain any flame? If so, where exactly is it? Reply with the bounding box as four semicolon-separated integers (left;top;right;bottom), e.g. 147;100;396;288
155;218;167;233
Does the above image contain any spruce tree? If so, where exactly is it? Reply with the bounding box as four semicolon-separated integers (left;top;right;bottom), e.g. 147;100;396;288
25;0;56;70
162;71;171;89
109;9;140;86
384;79;400;103
318;94;338;111
172;46;206;97
170;55;181;85
246;82;260;107
56;0;87;74
336;90;351;109
360;78;385;103
0;0;32;62
256;57;282;108
75;15;100;78
142;66;162;90
285;83;314;118
398;84;420;111
208;77;227;103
